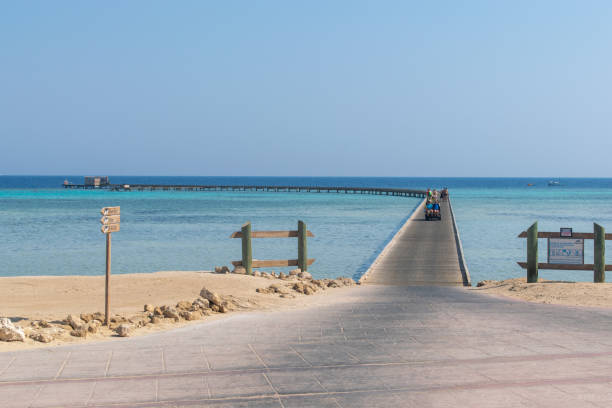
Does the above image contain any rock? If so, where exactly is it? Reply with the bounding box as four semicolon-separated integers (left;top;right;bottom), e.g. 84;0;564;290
163;307;180;319
66;314;86;330
253;271;261;277
256;287;273;294
110;315;128;323
193;297;210;310
327;280;341;288
200;288;222;306
80;313;94;323
336;277;356;286
176;300;192;310
153;307;163;316
232;266;246;274
261;272;271;279
180;310;203;321
270;271;277;278
29;331;54;343
70;327;88;338
115;324;132;337
289;269;300;276
278;272;286;279
298;271;312;280
293;282;317;295
92;312;105;322
269;283;290;295
39;320;51;328
150;316;162;324
144;304;154;312
220;301;234;312
0;318;25;342
214;266;230;274
88;320;101;334
476;280;499;287
210;304;220;312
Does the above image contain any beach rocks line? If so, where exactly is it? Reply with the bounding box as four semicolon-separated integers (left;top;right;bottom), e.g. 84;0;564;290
256;270;355;297
0;287;237;343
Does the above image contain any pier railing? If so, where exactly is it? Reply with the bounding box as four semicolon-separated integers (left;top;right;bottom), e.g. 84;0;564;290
517;222;608;283
230;221;315;275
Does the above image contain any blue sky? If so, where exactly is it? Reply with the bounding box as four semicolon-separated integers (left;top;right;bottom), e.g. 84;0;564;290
1;1;611;176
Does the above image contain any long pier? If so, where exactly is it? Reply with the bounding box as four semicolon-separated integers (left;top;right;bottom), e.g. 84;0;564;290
360;197;471;286
63;184;427;198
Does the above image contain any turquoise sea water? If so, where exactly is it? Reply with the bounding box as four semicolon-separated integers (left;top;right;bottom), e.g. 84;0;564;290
2;176;612;283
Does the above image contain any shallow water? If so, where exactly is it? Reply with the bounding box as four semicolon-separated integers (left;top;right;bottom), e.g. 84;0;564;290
2;176;612;283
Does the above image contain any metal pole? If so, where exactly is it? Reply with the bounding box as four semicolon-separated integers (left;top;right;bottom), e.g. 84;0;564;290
594;223;605;283
105;232;111;325
527;222;538;283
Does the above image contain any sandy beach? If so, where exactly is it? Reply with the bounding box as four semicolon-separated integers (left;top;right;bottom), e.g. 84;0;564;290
0;271;355;351
472;278;612;308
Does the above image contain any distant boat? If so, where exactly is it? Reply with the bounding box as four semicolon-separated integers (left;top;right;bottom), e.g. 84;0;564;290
548;180;561;186
527;183;534;187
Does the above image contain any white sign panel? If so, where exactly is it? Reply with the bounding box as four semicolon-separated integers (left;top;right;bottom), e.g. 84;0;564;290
548;238;584;265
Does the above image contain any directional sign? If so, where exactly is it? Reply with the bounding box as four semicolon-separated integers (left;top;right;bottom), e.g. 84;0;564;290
101;224;120;234
100;215;121;225
100;206;120;216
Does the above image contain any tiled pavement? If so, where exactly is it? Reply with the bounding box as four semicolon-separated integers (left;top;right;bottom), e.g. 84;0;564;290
2;285;612;407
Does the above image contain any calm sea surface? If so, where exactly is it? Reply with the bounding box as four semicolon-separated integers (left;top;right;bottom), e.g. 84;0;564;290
2;176;612;283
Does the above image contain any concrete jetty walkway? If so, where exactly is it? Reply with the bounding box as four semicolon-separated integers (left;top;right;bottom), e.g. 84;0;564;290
3;286;612;407
361;199;470;286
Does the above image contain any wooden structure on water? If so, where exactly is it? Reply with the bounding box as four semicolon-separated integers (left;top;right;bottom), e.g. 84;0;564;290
63;183;427;198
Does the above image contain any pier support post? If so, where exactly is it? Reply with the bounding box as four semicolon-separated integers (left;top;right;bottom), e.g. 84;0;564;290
241;222;253;275
527;222;538;283
298;220;308;271
594;223;605;283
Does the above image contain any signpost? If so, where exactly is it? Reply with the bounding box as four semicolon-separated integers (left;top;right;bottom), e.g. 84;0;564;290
100;206;120;326
518;223;608;283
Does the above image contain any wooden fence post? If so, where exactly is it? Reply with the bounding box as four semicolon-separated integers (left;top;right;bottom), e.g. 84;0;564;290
241;222;252;275
527;221;538;283
298;220;307;271
594;223;605;283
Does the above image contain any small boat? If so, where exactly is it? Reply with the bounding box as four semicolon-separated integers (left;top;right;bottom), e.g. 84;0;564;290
548;180;561;186
527;183;534;187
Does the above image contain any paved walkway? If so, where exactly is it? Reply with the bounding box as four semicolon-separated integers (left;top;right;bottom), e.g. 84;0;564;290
2;285;612;407
363;199;469;286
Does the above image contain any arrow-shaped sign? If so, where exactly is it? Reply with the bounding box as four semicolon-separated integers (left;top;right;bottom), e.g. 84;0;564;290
100;206;120;216
101;224;120;234
100;215;121;225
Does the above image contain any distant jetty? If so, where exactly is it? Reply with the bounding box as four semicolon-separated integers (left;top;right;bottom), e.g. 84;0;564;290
63;179;427;198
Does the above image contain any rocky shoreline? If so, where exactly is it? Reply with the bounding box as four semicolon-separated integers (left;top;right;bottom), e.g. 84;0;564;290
0;268;355;347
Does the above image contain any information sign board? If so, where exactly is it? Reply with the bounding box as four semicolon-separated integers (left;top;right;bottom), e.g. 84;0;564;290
548;238;584;265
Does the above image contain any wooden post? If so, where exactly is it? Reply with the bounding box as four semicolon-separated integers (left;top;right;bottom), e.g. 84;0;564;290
594;223;605;283
105;232;111;326
241;222;252;275
298;220;307;271
527;221;538;283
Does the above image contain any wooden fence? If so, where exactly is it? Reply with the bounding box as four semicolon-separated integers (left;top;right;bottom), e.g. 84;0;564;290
230;221;315;275
517;222;608;283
